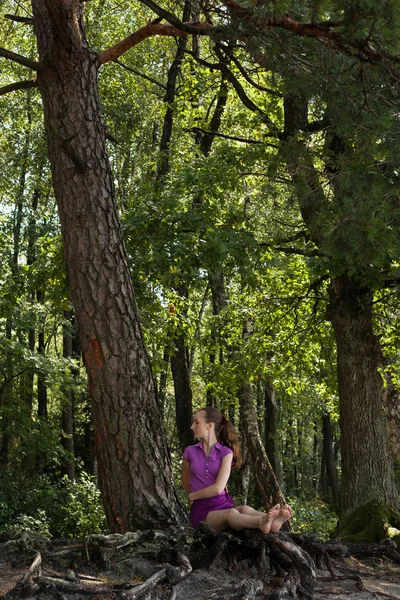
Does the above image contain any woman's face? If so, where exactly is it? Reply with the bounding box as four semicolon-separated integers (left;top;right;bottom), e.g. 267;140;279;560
190;411;212;439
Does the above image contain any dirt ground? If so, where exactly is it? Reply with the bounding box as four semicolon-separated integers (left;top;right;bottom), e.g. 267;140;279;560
1;548;400;599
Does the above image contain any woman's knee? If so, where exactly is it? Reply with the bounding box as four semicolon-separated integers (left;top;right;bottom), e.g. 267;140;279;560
235;505;255;515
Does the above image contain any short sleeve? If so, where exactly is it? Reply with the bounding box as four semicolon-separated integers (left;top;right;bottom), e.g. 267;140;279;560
219;445;233;460
183;446;193;462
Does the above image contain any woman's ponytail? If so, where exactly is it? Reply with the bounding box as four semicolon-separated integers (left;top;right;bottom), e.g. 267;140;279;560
201;406;242;468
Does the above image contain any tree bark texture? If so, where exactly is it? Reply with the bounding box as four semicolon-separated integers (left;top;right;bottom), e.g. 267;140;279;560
31;0;186;531
328;275;398;519
239;383;285;508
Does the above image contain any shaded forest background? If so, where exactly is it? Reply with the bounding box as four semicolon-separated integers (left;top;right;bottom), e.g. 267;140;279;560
1;0;400;541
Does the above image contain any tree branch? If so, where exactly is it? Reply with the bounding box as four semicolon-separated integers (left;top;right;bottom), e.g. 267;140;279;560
137;0;214;35
220;0;400;68
275;246;320;257
130;0;400;77
230;52;283;97
187;127;278;147
99;20;212;65
214;44;277;131
4;14;34;25
114;59;166;89
0;79;38;96
0;47;41;71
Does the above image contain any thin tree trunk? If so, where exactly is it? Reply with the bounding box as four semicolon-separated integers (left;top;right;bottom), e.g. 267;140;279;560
264;382;282;484
322;412;339;507
239;383;285;508
37;304;48;420
320;446;328;500
24;183;40;415
158;346;169;417
156;0;191;178
170;329;194;451
61;310;76;480
31;0;185;531
2;90;33;467
156;0;194;451
237;442;251;505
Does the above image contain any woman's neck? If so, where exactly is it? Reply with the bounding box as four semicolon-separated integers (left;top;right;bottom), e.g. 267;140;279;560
201;433;218;455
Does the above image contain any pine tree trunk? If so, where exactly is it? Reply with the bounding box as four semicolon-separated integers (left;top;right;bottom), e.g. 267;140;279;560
328;275;398;521
31;0;185;531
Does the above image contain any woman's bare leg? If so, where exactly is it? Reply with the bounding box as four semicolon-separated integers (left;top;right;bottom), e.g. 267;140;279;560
205;504;281;533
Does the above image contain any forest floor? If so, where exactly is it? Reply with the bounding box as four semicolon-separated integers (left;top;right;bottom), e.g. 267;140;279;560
1;540;400;600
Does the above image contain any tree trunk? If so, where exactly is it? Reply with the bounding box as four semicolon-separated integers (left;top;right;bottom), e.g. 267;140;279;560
328;275;398;523
31;0;185;531
322;412;339;508
156;0;194;450
157;346;169;417
284;95;399;534
236;442;251;505
61;310;76;480
264;381;282;484
37;309;48;421
238;383;285;508
170;331;194;451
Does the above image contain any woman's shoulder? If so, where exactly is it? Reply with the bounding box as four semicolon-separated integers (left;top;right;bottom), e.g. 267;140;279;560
216;442;233;457
183;442;202;460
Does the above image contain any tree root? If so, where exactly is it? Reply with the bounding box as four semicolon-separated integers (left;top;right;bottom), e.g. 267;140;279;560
2;528;400;600
346;537;400;564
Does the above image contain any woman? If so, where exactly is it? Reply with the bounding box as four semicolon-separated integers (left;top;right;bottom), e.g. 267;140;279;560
181;406;292;533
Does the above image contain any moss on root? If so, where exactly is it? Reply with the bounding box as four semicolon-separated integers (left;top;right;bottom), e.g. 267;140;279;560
332;502;400;545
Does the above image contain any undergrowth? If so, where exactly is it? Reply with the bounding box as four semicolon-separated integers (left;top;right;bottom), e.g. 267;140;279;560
0;469;107;539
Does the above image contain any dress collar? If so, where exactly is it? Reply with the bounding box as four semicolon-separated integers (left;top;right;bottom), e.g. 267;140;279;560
194;441;223;451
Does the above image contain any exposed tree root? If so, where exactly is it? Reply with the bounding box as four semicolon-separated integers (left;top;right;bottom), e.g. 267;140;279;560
1;528;400;600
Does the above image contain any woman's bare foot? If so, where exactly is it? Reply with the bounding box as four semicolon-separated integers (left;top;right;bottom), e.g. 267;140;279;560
270;504;292;533
259;504;281;534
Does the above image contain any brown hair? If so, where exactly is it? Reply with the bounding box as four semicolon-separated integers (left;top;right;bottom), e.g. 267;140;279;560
200;406;242;468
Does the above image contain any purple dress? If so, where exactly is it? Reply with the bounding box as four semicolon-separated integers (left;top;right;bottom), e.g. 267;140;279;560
183;441;235;528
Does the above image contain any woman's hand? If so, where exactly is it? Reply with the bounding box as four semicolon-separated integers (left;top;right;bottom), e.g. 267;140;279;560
188;492;194;508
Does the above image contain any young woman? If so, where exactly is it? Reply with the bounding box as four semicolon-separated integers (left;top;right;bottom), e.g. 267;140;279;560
181;406;292;533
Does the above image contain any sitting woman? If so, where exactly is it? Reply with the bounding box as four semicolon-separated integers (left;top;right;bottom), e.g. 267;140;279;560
181;406;292;533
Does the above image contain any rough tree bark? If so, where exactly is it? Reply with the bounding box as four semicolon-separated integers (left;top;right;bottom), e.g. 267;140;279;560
327;276;398;524
30;0;186;531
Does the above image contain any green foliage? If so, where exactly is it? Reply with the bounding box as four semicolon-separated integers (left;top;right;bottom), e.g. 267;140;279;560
287;497;338;539
0;470;107;539
2;0;400;532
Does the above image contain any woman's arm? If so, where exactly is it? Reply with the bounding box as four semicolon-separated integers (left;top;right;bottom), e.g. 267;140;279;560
188;453;232;502
181;458;191;492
